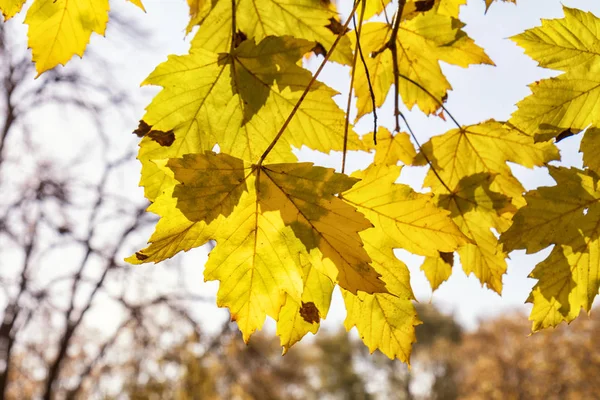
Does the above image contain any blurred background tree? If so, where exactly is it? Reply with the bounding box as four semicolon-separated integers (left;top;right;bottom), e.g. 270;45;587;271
0;16;218;399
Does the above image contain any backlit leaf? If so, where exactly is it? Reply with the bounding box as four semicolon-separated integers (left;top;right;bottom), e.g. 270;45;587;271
343;164;469;257
25;0;109;75
353;11;492;119
188;0;352;64
501;166;600;328
138;36;364;201
510;7;600;140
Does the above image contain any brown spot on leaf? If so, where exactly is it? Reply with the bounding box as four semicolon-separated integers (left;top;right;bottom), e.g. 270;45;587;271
135;252;149;261
233;31;247;48
133;120;151;137
414;0;435;12
556;129;577;143
441;93;448;103
147;130;175;147
299;301;320;324
326;18;350;35
133;120;175;147
439;251;454;266
312;43;327;57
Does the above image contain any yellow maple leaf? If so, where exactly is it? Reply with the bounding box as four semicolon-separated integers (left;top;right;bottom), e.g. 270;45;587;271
188;0;352;64
353;10;492;119
131;153;386;339
340;162;465;360
343;164;469;257
138;36;365;201
24;0;110;75
510;7;600;140
501;167;600;329
421;252;454;292
0;0;25;20
415;120;559;207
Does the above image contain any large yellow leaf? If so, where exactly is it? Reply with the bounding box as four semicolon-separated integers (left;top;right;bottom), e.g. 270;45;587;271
188;0;352;64
133;152;384;296
501;167;600;329
0;0;25;20
25;0;109;75
343;164;469;257
510;7;600;140
353;11;492;119
340;162;467;359
138;36;364;201
343;229;419;362
415;120;559;207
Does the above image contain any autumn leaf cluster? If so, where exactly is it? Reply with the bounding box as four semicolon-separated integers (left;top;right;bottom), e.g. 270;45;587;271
3;0;600;362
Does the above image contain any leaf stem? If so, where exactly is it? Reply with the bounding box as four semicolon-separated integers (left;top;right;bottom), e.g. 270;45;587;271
230;0;236;53
342;0;367;174
258;1;361;166
389;0;406;133
354;8;377;145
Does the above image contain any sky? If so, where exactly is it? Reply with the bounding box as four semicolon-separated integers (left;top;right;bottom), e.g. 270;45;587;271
4;0;600;340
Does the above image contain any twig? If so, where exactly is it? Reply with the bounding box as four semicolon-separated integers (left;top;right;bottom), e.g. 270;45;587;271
389;0;407;132
258;0;361;165
342;2;365;174
353;3;378;145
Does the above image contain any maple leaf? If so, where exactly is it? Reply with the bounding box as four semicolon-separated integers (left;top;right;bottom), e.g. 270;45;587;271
131;152;387;340
509;7;600;141
24;0;111;76
501;167;600;329
343;164;469;257
339;162;466;360
138;36;365;201
415;120;559;207
187;0;352;64
353;8;492;119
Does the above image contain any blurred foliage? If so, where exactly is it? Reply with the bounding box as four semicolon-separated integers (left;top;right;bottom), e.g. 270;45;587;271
114;305;600;400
